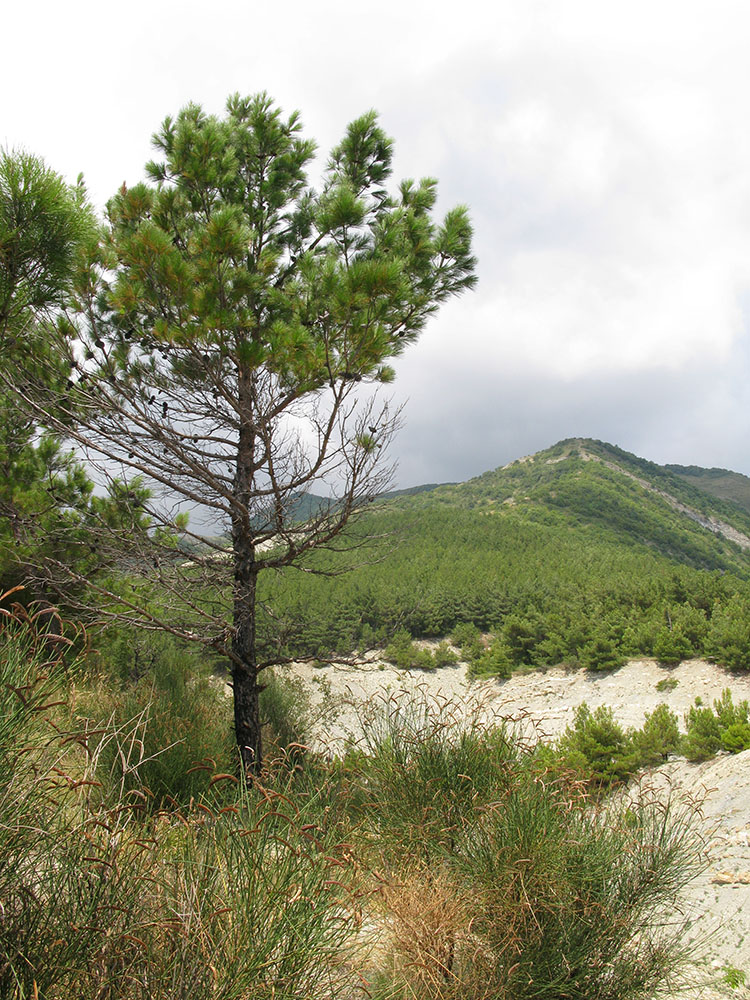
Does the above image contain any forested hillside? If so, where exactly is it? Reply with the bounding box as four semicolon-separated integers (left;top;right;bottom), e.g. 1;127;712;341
666;462;750;515
260;438;750;674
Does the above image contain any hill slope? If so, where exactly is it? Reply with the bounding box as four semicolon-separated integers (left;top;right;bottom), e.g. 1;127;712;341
665;462;750;515
260;439;750;674
419;437;750;569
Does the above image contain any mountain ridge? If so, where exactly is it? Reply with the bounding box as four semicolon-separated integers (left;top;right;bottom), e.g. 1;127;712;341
391;437;750;575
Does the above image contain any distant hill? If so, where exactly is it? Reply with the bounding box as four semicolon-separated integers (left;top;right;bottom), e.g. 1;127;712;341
405;437;750;570
252;482;448;529
264;438;750;673
665;463;750;515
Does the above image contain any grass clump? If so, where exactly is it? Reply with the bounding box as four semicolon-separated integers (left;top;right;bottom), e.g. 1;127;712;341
656;675;679;692
351;690;706;1000
722;965;747;990
0;603;364;1000
82;631;235;809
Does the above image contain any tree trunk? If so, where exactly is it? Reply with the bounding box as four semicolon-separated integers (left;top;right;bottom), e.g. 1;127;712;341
232;364;262;777
232;558;262;776
231;659;262;776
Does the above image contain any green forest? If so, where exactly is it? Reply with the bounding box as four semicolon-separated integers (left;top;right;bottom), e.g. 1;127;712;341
259;438;750;676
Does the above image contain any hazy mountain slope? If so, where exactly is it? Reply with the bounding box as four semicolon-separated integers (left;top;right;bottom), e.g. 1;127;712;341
251;483;447;529
666;462;750;515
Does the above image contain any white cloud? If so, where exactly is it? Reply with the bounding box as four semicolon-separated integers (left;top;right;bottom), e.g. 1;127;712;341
5;0;750;479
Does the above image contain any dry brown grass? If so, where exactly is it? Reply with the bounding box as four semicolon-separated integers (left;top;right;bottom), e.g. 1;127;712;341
373;865;494;1000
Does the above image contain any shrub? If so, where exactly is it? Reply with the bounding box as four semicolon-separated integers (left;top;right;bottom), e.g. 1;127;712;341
469;639;513;679
451;786;703;1000
556;703;639;787
653;626;693;666
633;703;681;765
432;640;459;668
0;609;711;1000
578;632;626;672
682;703;721;762
713;687;750;731
384;629;436;670
721;721;750;754
353;690;518;861
656;676;679;692
713;688;750;753
88;633;234;808
706;597;750;671
451;622;484;662
502;613;543;666
356;691;707;1000
681;689;750;760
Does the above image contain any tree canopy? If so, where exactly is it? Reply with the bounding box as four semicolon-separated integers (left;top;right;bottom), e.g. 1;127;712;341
9;93;477;772
0;150;109;602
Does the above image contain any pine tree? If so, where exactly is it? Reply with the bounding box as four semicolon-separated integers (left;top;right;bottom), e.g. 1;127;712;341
0;150;107;601
14;94;476;774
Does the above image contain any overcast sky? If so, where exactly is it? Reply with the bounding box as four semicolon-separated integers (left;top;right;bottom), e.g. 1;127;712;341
5;0;750;487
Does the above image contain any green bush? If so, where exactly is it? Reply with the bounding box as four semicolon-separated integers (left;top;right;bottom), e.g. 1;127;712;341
89;632;234;808
0;611;711;1000
355;691;707;1000
713;687;750;731
681;689;750;760
556;703;639;787
352;691;516;860
502;612;543;666
451;786;703;1000
632;703;681;765
713;688;750;753
707;597;750;671
469;639;513;678
384;629;437;670
681;704;722;762
449;624;512;677
432;640;459;667
656;676;679;692
653;626;693;666
451;621;484;662
721;721;750;754
578;632;626;672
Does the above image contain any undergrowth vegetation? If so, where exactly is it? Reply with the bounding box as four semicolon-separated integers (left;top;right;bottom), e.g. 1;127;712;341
0;601;364;999
1;601;712;999
546;690;750;787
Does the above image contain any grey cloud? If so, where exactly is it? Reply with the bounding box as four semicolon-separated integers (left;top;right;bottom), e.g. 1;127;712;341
389;353;750;489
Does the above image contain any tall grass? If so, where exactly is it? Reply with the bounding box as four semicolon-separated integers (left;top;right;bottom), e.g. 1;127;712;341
352;689;707;1000
0;601;364;1000
352;688;524;861
83;631;235;809
1;607;710;1000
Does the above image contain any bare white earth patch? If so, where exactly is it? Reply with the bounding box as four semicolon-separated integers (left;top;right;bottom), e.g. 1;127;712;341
277;654;750;998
